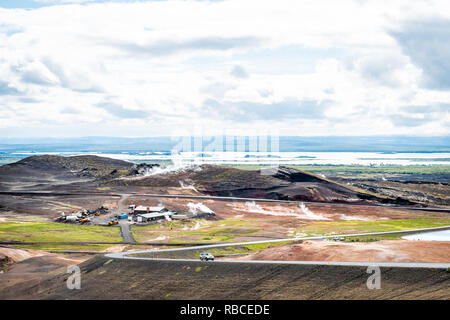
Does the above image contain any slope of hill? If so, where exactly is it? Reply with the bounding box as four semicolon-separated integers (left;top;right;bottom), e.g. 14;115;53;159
0;155;418;205
0;155;134;189
104;164;403;204
0;255;448;300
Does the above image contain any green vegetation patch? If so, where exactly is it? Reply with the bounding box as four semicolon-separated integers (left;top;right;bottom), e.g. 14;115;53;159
296;218;450;237
97;187;111;191
131;218;263;243
0;222;122;243
227;164;450;175
191;241;290;257
345;234;403;242
130;241;291;259
9;243;115;252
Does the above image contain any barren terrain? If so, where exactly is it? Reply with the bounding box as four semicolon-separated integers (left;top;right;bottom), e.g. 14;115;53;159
0;155;448;300
0;255;448;300
231;240;450;263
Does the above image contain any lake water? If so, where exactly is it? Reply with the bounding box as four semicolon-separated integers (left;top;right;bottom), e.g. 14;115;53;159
402;230;450;241
3;151;450;166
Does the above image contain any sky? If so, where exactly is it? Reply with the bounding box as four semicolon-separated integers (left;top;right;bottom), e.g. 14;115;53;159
0;0;449;138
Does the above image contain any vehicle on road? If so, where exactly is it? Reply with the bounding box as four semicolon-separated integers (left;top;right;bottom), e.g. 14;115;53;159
65;215;78;222
108;219;119;226
199;253;214;261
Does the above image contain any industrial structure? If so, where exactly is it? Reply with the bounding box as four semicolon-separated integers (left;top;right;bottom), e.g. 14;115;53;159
131;205;175;222
133;205;167;215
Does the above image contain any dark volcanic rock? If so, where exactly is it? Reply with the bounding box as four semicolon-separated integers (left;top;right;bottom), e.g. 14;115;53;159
0;156;425;206
271;166;329;183
2;255;448;300
0;254;13;271
0;155;133;177
0;155;135;189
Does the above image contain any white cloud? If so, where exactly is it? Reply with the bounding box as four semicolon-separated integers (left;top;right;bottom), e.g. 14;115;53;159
34;0;95;3
0;0;449;137
230;65;249;79
14;61;60;86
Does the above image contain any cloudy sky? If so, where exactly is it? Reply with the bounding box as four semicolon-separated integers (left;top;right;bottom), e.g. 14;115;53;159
0;0;449;137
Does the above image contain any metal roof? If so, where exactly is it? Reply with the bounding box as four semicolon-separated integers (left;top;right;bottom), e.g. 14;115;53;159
134;206;166;212
137;211;173;219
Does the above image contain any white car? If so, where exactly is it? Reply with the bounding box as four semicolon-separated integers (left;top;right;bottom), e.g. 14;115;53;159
199;253;214;261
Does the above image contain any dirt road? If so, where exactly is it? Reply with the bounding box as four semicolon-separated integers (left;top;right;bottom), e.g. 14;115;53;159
119;221;135;243
112;194;135;243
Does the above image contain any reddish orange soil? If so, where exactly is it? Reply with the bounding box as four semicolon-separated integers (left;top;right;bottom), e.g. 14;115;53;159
125;196;444;222
0;247;88;266
123;196;450;242
0;247;89;293
233;240;450;263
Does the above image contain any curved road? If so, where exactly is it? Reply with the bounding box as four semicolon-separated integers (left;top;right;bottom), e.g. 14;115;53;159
105;225;450;269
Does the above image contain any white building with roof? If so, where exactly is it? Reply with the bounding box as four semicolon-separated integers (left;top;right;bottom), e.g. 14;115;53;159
133;205;167;215
135;211;173;222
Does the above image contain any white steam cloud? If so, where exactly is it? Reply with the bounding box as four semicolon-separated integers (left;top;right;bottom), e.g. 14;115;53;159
244;201;330;220
187;202;214;215
179;181;199;193
143;163;202;176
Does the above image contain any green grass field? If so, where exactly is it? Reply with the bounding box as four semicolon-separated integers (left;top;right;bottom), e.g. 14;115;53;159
193;241;291;257
9;243;115;252
8;243;162;252
227;164;450;175
296;218;450;237
0;222;122;243
131;218;264;243
131;216;450;244
131;241;292;259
